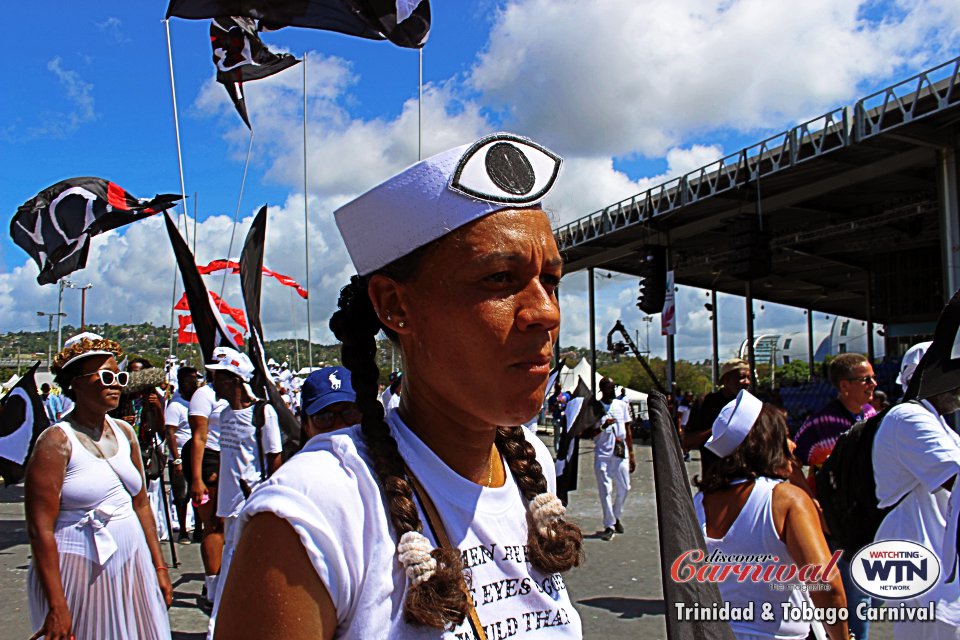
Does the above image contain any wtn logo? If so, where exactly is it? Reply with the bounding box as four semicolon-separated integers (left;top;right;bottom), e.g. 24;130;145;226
851;540;940;600
861;559;927;583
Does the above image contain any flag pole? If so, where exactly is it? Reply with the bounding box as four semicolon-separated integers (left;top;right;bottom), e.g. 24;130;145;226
290;288;301;373
418;47;423;161
164;19;189;357
219;129;255;302
303;51;313;371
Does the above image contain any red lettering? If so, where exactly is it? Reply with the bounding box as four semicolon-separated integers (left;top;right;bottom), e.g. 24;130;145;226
670;550;703;583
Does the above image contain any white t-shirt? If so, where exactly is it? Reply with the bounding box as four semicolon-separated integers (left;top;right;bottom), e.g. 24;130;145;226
594;398;630;458
238;411;582;639
189;384;228;452
873;399;960;619
163;392;192;459
217;403;283;519
677;404;691;427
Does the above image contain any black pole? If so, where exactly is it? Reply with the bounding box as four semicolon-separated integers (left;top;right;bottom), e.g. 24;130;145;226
589;268;597;399
157;463;179;567
711;289;719;386
745;281;756;388
807;308;815;380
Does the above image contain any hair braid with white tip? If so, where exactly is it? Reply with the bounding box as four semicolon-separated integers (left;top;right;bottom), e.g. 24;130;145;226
495;426;584;573
329;276;469;630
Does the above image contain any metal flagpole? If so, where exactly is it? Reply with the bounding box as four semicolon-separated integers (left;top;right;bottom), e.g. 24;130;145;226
165;20;190;357
418;48;423;160
290;288;301;373
219;130;255;302
303;52;313;371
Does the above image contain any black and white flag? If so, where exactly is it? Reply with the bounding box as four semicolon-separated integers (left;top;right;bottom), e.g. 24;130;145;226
0;363;50;485
555;376;599;504
906;288;960;401
649;392;736;640
164;212;240;364
211;16;300;128
168;0;431;48
239;205;302;457
11;178;181;285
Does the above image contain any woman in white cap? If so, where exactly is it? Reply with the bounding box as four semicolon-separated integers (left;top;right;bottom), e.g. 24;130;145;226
216;134;583;639
694;390;848;640
25;333;172;640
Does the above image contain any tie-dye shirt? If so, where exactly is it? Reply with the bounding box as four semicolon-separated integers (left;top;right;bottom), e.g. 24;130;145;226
794;398;876;468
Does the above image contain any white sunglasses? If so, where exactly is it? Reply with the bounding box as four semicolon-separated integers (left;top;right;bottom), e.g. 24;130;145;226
82;369;129;387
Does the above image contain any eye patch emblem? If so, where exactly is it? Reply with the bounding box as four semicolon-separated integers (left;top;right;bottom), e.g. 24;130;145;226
449;134;561;205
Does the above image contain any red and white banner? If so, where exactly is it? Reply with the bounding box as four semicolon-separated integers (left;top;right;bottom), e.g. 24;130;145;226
196;259;308;299
174;291;248;331
178;314;244;346
661;270;676;336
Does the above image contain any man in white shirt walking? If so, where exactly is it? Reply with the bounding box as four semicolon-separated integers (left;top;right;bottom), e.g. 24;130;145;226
164;366;200;545
206;347;283;639
589;377;635;540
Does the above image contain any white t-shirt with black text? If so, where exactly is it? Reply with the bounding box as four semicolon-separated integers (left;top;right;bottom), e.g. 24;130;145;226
594;398;630;458
217;403;283;519
238;411;582;639
164;392;191;460
188;384;228;452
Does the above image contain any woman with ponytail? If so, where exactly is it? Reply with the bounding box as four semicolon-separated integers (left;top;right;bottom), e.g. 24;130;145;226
215;134;583;639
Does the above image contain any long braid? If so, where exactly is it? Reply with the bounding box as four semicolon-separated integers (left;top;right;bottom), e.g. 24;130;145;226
496;426;584;573
330;276;469;629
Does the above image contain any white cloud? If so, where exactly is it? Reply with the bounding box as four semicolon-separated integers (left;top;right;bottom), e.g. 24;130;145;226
470;0;960;157
20;58;98;139
0;194;355;348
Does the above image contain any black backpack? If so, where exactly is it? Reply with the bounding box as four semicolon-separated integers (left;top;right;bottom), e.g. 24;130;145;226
814;406;896;558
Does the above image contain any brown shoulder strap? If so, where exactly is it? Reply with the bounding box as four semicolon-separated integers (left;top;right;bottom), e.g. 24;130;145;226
404;466;487;640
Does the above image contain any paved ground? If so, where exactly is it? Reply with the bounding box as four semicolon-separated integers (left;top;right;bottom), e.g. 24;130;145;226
1;432;894;639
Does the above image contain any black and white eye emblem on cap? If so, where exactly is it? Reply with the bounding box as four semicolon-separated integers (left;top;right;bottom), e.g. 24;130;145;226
449;133;561;205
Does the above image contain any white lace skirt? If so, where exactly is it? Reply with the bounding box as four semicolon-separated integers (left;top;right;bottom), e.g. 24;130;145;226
28;510;171;640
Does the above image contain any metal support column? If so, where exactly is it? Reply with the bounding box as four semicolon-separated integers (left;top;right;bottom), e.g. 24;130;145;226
745;282;756;388
938;136;960;301
588;269;597;399
866;280;875;364
710;289;719;386
807;308;815;379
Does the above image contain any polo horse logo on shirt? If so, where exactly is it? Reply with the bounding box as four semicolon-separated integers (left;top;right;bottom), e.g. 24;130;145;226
329;373;341;391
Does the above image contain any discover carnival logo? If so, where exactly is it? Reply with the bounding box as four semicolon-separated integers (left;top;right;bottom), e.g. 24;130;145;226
850;540;941;600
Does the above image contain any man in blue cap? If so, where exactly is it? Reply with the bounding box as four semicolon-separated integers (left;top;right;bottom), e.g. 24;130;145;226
300;366;361;440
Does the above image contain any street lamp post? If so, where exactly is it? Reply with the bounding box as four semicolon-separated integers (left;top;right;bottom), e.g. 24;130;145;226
65;281;94;330
37;311;66;370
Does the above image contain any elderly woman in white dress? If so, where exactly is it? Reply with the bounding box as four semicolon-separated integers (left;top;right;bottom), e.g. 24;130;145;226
25;333;172;640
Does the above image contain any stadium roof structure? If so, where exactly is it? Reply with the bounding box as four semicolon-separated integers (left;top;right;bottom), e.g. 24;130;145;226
555;56;960;335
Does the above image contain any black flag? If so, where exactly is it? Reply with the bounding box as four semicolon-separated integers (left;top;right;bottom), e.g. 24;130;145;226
211;16;300;128
555;377;600;504
11;178;181;285
649;392;736;640
239;205;301;456
167;0;431;48
164;212;240;364
906;288;960;401
0;363;50;485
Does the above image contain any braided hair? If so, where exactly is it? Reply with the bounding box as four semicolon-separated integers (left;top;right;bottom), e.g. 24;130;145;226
329;248;583;629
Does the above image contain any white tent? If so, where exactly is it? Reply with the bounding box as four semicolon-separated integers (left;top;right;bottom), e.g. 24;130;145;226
557;358;648;417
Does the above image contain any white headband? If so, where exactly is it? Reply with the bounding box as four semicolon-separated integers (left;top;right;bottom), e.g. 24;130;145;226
335;133;562;276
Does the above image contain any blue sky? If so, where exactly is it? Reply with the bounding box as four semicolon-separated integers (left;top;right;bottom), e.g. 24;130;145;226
2;1;959;362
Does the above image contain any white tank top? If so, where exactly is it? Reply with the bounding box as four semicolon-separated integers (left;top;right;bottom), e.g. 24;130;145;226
56;417;142;524
694;477;812;639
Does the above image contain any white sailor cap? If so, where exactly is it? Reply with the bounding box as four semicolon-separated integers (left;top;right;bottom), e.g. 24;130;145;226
335;133;562;276
705;389;764;458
